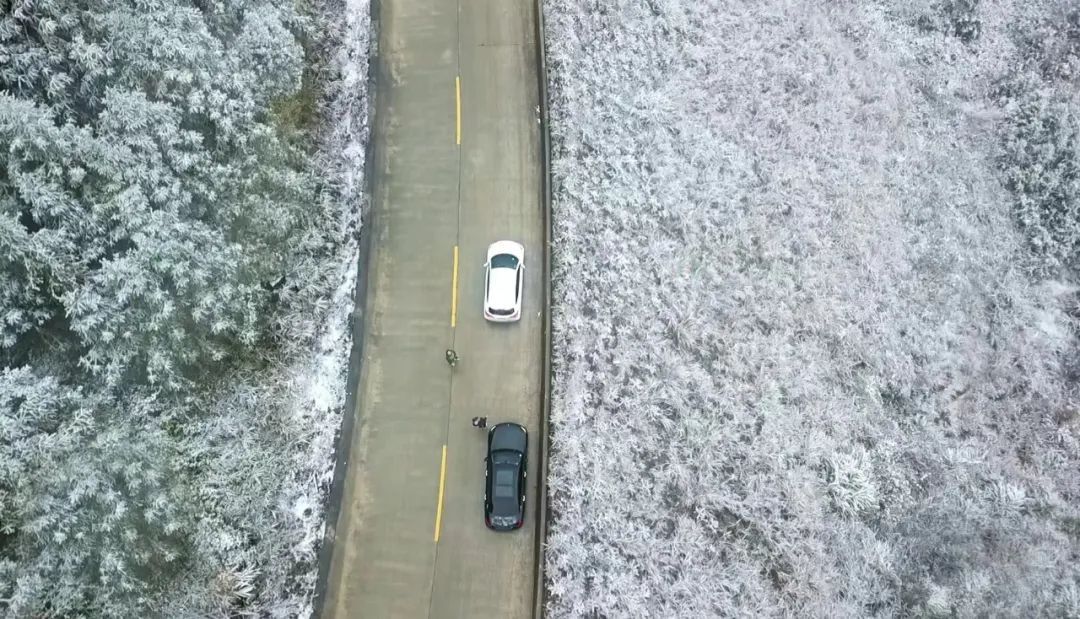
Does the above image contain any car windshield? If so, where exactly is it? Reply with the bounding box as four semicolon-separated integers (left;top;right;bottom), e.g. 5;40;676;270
490;253;519;269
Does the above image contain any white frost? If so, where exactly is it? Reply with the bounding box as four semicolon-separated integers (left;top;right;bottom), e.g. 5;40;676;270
543;0;1080;616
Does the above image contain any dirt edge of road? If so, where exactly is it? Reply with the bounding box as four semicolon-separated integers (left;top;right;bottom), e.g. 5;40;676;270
531;0;554;616
311;0;383;615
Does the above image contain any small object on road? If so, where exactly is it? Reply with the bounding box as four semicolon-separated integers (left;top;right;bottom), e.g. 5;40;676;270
471;416;488;429
445;348;459;367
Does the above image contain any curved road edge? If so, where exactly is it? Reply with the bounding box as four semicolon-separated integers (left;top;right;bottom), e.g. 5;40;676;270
311;0;383;615
531;0;553;615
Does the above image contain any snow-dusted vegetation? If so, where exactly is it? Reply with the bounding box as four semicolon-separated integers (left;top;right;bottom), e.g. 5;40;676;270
0;0;368;615
544;0;1080;616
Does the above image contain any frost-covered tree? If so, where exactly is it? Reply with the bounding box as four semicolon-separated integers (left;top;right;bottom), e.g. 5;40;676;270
0;367;190;616
0;0;313;389
0;192;56;353
0;0;359;615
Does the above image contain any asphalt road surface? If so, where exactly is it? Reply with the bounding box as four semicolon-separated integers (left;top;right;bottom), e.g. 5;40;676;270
321;0;542;616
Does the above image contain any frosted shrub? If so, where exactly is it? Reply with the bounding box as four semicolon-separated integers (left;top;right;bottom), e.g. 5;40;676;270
924;582;953;617
1000;87;1080;272
210;563;259;615
825;451;879;520
940;0;982;44
544;0;1080;616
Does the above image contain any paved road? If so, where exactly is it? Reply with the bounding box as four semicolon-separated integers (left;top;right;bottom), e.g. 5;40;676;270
322;0;542;616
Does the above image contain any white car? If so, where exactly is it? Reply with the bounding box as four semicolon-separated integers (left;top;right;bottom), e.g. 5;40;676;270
484;241;525;322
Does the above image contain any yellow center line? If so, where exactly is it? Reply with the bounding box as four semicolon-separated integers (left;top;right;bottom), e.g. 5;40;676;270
455;76;461;145
434;444;448;542
450;245;459;328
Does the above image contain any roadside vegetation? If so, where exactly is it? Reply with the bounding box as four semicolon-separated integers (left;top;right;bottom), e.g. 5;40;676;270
0;0;369;615
543;0;1080;616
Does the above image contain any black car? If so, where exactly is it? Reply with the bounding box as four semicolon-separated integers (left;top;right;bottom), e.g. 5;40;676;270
484;422;527;531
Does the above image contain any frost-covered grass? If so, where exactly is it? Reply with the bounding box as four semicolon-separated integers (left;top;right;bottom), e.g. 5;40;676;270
543;0;1080;616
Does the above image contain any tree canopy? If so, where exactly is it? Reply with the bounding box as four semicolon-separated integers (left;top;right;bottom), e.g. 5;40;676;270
0;0;337;615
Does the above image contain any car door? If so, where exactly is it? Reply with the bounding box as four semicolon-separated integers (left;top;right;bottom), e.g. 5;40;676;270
484;263;491;310
484;455;493;515
517;451;527;510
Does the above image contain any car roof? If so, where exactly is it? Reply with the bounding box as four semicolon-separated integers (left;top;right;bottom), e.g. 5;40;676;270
490;465;521;514
489;422;527;454
487;268;518;310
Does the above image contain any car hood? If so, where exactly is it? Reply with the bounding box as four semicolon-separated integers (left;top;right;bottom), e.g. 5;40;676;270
487;268;518;310
489;424;527;453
